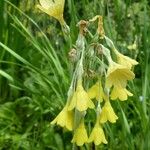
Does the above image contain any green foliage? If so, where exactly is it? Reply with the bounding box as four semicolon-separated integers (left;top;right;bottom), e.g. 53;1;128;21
0;0;150;149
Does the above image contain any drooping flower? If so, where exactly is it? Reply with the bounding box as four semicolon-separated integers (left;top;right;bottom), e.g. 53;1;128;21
87;81;106;102
99;101;118;123
71;120;88;146
104;36;138;69
37;0;65;24
110;86;133;101
88;120;107;145
115;51;138;69
68;80;95;111
51;103;73;131
106;61;135;89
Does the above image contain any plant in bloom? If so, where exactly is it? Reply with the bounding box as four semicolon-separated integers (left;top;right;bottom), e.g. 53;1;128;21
105;61;135;89
68;80;95;111
51;103;73;131
37;0;65;24
71;120;88;146
111;86;133;101
115;51;138;69
37;3;138;146
87;80;106;102
88;119;108;145
99;100;118;123
104;36;138;69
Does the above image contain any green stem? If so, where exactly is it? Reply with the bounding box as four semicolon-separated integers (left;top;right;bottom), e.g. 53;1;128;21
72;33;86;150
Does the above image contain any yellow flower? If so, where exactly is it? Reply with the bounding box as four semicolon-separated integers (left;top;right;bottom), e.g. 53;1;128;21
68;80;95;111
87;81;106;102
115;51;138;69
104;36;138;69
99;101;118;123
111;86;133;101
51;104;73;131
106;61;135;89
71;120;88;146
88;121;107;145
37;0;65;24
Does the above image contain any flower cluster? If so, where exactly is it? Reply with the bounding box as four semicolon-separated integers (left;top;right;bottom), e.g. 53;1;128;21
50;19;138;146
37;0;138;147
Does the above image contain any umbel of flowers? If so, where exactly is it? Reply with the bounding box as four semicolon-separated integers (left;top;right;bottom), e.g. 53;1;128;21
37;0;138;147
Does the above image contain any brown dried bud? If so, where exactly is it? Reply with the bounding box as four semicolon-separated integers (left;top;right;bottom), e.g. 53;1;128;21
77;20;89;36
97;16;105;39
89;15;105;38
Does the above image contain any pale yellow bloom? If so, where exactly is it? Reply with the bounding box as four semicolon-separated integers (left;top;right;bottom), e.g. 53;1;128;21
104;36;138;69
115;51;138;69
88;121;107;145
51;104;73;131
68;80;95;111
99;101;118;123
106;61;135;89
71;120;88;146
37;0;65;24
87;81;106;102
111;86;133;101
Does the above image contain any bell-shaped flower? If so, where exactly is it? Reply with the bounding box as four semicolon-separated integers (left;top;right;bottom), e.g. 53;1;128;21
37;0;65;24
106;61;135;89
51;103;73;131
71;120;88;146
99;101;118;123
115;51;138;69
68;80;95;111
88;121;107;145
104;36;138;69
87;81;106;102
110;86;133;101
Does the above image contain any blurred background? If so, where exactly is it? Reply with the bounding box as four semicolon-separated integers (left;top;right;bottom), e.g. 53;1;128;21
0;0;150;149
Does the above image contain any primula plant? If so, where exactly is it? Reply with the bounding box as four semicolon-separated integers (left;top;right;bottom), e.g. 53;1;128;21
37;0;138;148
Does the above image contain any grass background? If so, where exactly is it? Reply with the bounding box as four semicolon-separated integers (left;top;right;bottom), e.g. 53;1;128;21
0;0;150;149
